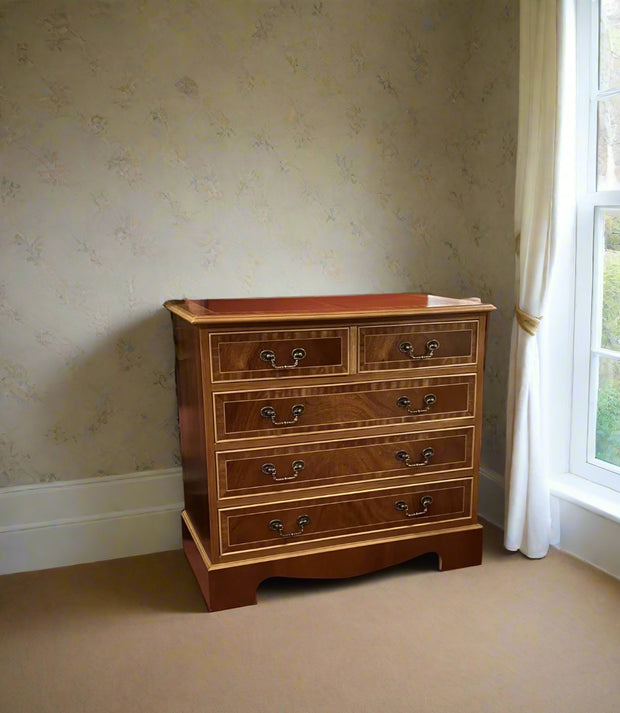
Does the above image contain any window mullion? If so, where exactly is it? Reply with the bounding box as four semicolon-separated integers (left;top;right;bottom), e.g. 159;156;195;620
592;346;620;359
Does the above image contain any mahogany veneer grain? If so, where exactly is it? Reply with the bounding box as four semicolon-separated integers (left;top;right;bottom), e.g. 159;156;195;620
216;426;474;498
167;293;494;610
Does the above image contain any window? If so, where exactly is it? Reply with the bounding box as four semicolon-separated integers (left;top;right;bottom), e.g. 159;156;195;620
572;0;620;491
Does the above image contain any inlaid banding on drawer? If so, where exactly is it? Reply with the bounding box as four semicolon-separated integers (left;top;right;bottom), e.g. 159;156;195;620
207;328;349;382
358;320;479;372
213;375;476;441
217;427;475;498
219;479;473;555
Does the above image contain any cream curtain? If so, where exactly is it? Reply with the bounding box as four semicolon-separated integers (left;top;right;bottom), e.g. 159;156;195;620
505;0;575;557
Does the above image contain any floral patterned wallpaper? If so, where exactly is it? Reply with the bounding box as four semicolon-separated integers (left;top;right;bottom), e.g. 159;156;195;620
0;0;517;487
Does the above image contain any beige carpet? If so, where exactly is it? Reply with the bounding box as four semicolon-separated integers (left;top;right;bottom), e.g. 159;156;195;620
1;523;619;713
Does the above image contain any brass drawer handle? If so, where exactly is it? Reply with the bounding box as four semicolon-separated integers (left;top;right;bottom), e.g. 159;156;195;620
260;347;306;369
395;496;433;518
396;447;434;467
397;393;437;415
399;339;440;360
261;459;305;482
269;514;311;538
260;404;305;426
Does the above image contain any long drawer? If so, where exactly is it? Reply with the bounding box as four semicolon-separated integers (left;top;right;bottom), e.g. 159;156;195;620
219;478;474;555
216;427;474;498
213;375;476;441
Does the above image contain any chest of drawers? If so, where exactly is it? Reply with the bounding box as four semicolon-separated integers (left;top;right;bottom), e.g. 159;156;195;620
165;293;495;611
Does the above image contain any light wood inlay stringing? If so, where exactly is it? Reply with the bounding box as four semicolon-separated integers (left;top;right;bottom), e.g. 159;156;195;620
166;293;495;611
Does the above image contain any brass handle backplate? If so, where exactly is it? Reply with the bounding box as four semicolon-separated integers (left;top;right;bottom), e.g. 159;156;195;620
269;514;311;538
261;460;305;482
396;447;435;468
260;404;305;426
397;393;437;415
395;496;433;518
260;347;306;369
399;339;440;360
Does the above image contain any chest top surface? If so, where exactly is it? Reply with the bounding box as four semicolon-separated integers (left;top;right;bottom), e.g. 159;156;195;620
164;293;496;325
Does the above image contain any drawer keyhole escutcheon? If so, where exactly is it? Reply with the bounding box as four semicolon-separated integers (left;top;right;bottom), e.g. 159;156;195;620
396;447;435;467
269;514;311;538
261;459;305;482
395;496;433;518
260;403;305;426
399;339;440;360
397;393;437;415
260;347;307;369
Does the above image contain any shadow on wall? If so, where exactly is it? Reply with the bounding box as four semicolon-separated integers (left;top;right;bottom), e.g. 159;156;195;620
9;309;182;486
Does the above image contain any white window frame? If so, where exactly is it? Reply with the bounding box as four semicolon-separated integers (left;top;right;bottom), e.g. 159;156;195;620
570;0;620;492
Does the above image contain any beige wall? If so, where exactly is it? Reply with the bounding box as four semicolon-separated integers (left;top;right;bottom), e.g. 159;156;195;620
0;0;517;486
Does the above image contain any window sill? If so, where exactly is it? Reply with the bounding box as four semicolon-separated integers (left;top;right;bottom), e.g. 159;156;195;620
549;472;620;524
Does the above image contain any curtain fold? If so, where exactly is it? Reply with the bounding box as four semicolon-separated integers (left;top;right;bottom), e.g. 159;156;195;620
505;0;575;557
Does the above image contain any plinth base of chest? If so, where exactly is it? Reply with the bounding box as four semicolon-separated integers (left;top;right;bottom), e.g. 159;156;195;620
181;511;483;612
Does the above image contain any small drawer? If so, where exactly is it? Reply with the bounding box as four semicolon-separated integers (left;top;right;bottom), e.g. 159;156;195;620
206;328;349;382
358;320;479;372
213;375;476;442
219;479;474;555
217;427;475;498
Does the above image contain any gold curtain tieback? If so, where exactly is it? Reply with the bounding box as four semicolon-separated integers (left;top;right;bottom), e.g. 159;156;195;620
515;306;541;336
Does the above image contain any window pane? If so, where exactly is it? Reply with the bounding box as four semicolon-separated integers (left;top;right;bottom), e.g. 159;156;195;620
601;210;620;350
597;97;620;190
595;356;620;467
599;0;620;91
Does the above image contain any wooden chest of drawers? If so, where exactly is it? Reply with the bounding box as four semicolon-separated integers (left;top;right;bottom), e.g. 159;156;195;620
165;293;495;611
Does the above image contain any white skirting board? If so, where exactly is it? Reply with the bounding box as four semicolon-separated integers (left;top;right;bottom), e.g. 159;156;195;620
2;466;616;580
550;472;620;580
479;467;620;580
480;468;620;580
1;466;504;577
551;498;620;579
0;469;184;576
478;466;505;530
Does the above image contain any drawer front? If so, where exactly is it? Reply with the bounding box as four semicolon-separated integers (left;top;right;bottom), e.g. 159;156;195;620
207;328;349;382
213;375;476;441
217;427;474;498
358;320;478;372
219;479;473;554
